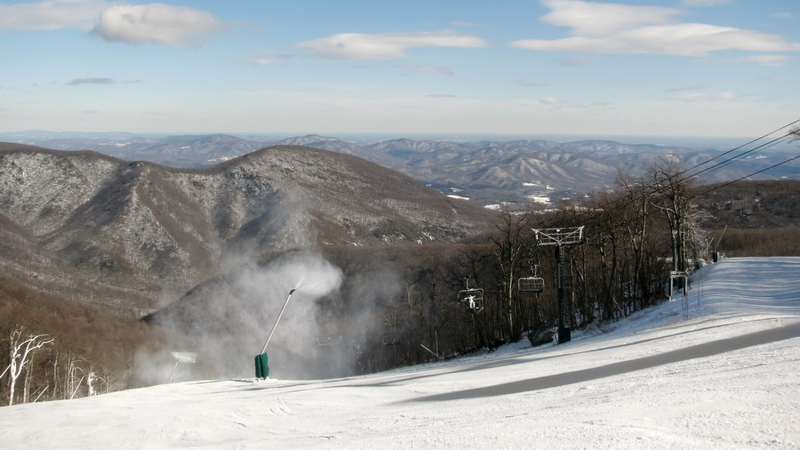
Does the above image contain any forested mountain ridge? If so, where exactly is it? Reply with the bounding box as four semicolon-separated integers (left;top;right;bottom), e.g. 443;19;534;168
8;132;799;206
0;143;494;317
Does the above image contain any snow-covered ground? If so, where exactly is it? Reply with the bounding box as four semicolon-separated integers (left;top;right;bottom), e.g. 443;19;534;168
2;257;799;449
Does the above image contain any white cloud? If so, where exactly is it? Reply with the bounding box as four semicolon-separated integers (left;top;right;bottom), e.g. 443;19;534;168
716;54;793;66
92;3;227;47
401;64;454;76
66;77;114;85
672;92;737;102
511;0;800;62
0;1;227;48
295;30;489;60
0;0;109;31
539;0;681;37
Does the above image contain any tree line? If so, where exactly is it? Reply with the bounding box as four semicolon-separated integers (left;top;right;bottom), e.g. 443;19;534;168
346;157;713;373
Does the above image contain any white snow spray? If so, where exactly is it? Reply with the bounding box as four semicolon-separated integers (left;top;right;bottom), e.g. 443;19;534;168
135;251;347;383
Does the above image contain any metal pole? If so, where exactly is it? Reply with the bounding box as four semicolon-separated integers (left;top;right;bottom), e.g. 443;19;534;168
532;227;584;345
557;245;570;343
669;274;673;299
168;360;180;383
420;344;442;361
260;289;296;355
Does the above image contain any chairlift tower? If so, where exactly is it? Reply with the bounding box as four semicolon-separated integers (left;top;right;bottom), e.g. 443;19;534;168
670;270;690;320
532;226;586;344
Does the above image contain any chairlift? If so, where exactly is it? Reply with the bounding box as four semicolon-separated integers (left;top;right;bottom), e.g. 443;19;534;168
518;264;544;293
518;277;544;293
457;276;484;311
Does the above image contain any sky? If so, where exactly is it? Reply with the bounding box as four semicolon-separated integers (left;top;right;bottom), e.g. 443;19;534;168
1;256;799;449
1;0;799;138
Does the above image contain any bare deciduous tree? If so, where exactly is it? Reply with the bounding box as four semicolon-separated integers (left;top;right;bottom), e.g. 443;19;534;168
488;208;530;342
646;156;698;273
2;326;53;406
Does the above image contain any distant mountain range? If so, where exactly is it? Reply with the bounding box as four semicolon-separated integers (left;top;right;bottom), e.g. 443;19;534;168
2;131;799;206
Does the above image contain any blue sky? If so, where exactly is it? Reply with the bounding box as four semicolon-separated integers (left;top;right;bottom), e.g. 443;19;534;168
1;0;798;138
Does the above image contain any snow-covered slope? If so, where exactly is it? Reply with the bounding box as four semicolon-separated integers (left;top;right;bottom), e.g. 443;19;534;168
2;257;799;449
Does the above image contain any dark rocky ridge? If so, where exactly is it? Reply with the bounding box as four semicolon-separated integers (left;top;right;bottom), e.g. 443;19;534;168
0;143;494;317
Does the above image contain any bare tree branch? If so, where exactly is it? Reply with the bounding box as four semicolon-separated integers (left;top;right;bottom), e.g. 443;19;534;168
4;326;54;406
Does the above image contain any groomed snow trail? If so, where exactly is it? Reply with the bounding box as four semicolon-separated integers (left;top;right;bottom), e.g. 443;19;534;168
1;257;799;449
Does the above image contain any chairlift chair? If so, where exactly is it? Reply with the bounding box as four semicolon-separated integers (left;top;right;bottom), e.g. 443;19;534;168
457;277;484;311
517;263;544;293
518;276;544;293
